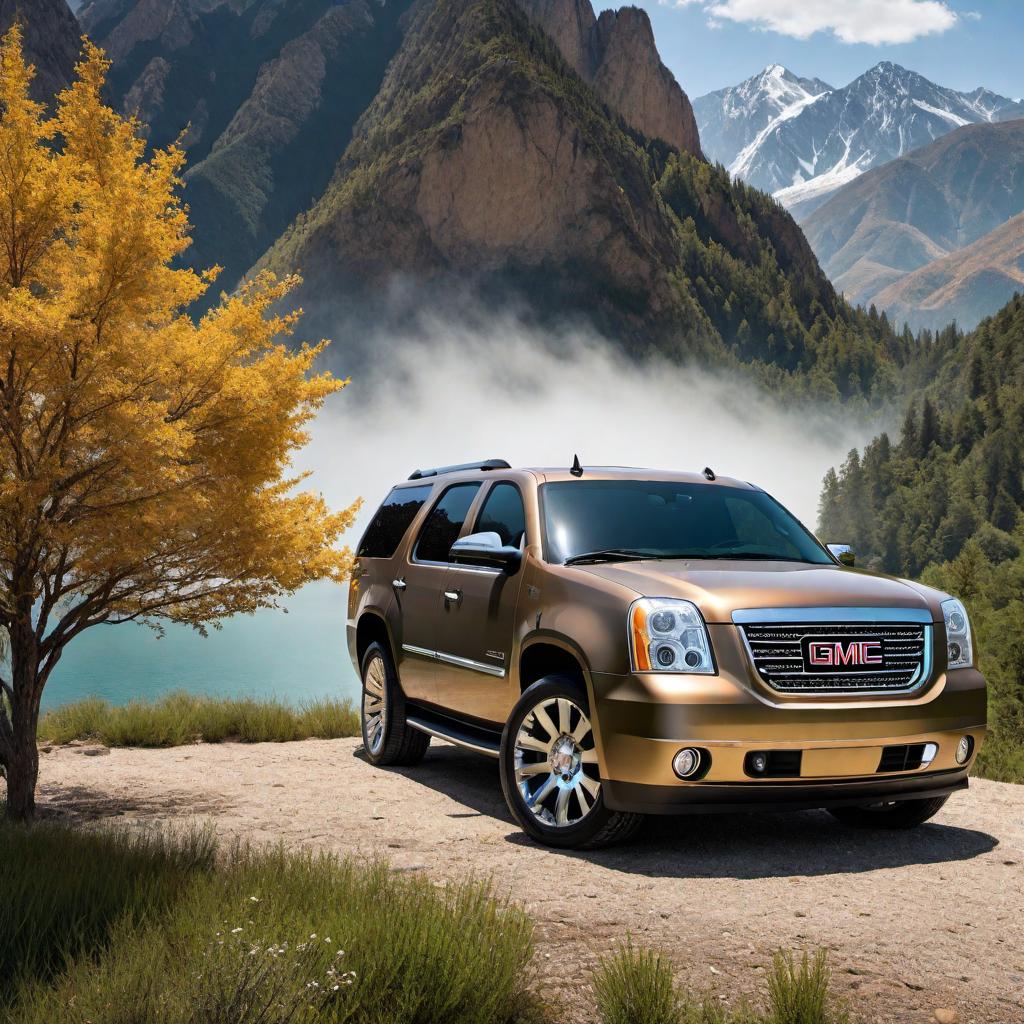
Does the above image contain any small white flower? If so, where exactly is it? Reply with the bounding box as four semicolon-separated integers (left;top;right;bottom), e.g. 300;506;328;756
249;896;261;903
231;927;243;934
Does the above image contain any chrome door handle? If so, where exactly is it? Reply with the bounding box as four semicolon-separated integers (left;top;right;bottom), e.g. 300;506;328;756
392;578;407;590
444;589;462;603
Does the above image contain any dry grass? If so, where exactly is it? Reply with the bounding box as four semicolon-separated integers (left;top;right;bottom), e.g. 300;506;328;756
37;692;360;748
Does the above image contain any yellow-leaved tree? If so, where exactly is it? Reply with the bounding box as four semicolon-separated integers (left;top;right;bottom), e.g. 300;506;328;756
0;26;359;821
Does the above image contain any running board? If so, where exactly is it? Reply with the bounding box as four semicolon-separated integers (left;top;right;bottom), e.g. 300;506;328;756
405;706;501;759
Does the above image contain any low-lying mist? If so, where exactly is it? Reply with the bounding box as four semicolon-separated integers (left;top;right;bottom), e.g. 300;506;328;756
298;313;872;534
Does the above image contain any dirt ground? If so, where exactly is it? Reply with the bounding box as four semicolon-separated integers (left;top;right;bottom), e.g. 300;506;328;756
27;738;1024;1024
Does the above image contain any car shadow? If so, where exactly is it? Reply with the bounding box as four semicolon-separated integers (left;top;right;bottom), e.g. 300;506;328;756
360;742;1000;880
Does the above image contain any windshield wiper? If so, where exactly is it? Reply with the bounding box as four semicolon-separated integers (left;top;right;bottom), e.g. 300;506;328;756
563;548;657;566
704;553;810;562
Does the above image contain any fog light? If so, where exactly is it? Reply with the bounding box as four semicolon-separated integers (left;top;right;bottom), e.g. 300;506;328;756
749;752;768;774
955;735;973;765
672;747;701;779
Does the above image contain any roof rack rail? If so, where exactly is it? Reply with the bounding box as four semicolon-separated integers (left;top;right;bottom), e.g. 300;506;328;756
408;459;511;480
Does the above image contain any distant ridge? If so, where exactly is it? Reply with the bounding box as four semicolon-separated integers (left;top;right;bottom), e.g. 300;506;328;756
695;62;1024;216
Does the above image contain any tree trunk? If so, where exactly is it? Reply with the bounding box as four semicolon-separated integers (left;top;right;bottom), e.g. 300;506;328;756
3;735;38;822
4;622;43;823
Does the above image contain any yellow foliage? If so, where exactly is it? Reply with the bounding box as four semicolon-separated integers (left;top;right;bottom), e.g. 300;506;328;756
0;24;359;659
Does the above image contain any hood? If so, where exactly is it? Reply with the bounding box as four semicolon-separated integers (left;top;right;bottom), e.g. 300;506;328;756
576;560;937;624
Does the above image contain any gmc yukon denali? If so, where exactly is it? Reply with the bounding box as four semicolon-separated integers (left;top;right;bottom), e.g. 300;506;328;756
347;460;986;849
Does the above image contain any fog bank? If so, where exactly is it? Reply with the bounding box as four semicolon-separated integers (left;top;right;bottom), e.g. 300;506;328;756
298;314;872;536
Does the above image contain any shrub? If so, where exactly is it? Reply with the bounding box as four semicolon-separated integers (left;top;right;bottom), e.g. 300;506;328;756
765;951;847;1024
593;944;845;1024
594;941;681;1024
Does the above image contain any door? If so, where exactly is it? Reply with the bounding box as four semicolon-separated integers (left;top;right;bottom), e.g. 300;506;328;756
395;482;483;704
436;482;528;723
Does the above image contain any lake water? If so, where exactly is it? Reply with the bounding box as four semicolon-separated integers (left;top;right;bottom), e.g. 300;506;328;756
43;582;362;710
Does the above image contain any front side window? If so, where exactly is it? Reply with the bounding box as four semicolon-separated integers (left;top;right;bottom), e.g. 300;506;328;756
475;483;527;548
358;485;432;558
541;480;831;565
414;483;482;563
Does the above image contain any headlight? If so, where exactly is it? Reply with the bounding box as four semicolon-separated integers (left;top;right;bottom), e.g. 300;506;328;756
629;598;715;674
941;597;973;669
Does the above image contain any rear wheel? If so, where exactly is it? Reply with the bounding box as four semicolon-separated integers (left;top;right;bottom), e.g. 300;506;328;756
500;676;642;849
360;641;429;767
827;795;949;829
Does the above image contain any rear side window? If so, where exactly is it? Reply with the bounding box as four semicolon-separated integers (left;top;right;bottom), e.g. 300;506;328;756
475;483;526;548
357;485;432;558
414;483;482;563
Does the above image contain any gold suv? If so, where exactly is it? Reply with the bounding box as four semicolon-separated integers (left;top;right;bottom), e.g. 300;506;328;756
347;461;986;848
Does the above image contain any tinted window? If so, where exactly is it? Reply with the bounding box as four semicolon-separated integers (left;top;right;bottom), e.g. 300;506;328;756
475;483;527;548
358;485;432;558
541;480;831;564
414;483;482;562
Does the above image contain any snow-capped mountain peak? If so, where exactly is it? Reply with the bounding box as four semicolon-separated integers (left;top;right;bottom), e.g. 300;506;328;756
695;63;1024;218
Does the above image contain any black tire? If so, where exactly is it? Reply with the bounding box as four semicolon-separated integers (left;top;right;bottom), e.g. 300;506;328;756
499;676;643;849
360;641;430;767
827;795;949;829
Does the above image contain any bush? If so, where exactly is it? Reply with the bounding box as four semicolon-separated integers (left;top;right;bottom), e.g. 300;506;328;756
594;944;845;1024
594;941;681;1024
0;823;536;1024
36;693;361;748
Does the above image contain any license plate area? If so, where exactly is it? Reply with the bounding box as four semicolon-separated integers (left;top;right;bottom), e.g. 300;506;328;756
800;747;882;778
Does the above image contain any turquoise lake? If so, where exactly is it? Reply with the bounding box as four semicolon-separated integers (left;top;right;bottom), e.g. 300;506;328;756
43;582;362;710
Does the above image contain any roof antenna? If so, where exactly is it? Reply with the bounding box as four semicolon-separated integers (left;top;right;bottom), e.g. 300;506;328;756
570;454;583;477
703;466;716;481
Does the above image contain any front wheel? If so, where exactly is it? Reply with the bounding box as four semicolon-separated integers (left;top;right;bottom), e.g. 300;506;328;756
499;676;643;849
827;795;949;829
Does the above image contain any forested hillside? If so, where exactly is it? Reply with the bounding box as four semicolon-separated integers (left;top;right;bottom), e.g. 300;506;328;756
819;293;1024;780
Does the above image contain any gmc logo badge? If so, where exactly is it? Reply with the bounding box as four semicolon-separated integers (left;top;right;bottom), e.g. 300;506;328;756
806;640;883;667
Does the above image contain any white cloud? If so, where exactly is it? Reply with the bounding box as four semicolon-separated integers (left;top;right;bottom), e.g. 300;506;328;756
676;0;959;45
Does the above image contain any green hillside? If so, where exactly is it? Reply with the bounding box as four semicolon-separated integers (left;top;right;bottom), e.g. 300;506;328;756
819;293;1024;780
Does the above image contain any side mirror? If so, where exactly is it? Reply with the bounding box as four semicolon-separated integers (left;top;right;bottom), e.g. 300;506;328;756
450;531;522;573
827;543;855;567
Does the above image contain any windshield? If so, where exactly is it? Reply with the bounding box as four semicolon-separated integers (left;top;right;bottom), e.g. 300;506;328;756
541;480;833;565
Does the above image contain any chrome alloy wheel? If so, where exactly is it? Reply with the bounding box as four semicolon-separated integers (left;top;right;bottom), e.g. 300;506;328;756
362;654;387;756
513;696;601;828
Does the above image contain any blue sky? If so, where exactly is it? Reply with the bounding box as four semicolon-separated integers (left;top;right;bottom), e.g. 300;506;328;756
592;0;1024;99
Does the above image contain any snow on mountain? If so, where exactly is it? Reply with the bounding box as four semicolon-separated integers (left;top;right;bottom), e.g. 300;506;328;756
695;62;1024;219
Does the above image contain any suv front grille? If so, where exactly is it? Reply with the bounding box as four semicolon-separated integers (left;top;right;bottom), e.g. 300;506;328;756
741;622;930;695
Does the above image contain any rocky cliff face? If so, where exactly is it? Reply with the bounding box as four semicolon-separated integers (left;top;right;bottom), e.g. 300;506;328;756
256;0;895;399
81;0;413;298
516;0;701;156
0;0;80;103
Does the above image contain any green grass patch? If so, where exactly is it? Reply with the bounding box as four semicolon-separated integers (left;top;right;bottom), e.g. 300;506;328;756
594;944;847;1024
37;692;360;748
0;823;536;1023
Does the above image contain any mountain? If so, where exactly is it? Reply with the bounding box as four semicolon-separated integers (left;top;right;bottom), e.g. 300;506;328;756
78;0;415;294
695;62;1024;217
871;212;1024;332
255;0;901;397
516;0;701;155
0;0;80;103
801;119;1024;328
693;64;831;184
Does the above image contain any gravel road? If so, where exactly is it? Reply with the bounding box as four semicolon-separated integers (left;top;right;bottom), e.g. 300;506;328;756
29;738;1024;1023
